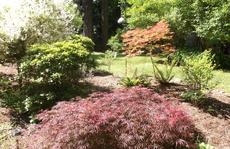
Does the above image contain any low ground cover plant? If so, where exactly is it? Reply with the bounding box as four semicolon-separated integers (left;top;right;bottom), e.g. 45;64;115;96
21;87;199;149
107;29;123;53
198;142;214;149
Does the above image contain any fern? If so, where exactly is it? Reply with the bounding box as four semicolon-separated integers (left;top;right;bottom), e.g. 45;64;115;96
119;68;151;87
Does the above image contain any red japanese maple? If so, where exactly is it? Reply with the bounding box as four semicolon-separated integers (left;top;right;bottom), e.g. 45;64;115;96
122;20;175;55
22;87;199;149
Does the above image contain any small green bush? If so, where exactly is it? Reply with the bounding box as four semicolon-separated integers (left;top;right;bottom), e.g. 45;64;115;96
198;142;214;149
0;83;84;116
102;50;117;71
0;86;55;115
151;57;176;84
180;90;205;103
19;35;96;85
107;29;123;53
167;49;202;66
182;50;215;90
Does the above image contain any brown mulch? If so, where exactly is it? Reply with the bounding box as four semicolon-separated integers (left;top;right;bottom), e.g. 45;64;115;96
0;108;11;124
0;64;17;75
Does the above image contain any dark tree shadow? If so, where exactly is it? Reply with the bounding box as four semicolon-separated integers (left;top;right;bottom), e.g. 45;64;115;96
152;83;230;119
0;73;16;89
197;97;230;119
91;69;113;77
151;83;187;98
73;81;111;98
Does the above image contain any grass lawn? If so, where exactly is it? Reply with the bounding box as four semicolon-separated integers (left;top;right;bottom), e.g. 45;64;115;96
95;52;230;93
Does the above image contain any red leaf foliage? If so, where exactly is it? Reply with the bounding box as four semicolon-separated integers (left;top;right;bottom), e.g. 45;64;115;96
122;20;175;56
22;87;199;149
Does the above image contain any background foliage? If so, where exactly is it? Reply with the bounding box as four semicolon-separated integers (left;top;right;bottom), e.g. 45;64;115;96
0;0;82;64
123;0;230;59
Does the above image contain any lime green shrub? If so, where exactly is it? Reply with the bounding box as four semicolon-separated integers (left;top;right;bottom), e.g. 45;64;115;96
198;142;214;149
19;35;96;85
182;50;215;90
180;90;206;104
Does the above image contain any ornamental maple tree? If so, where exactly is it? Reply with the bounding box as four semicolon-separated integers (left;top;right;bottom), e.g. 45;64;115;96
21;87;199;149
122;20;175;55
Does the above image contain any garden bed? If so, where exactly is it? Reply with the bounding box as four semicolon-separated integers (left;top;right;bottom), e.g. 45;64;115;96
0;66;230;148
85;75;230;148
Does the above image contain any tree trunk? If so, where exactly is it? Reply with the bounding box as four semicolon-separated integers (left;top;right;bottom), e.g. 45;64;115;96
101;0;109;51
82;0;93;39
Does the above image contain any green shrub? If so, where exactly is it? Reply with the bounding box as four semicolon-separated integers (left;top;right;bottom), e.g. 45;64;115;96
0;84;56;115
182;50;215;90
67;35;95;51
0;82;86;116
198;142;214;149
107;29;123;52
167;49;200;66
19;35;96;85
151;57;176;84
180;90;206;104
0;35;96;117
102;50;117;71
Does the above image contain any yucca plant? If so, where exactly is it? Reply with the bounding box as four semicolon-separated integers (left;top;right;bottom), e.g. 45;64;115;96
151;56;176;84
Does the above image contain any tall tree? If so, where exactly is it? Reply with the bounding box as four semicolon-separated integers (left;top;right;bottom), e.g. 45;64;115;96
101;0;109;50
82;0;93;38
74;0;120;51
